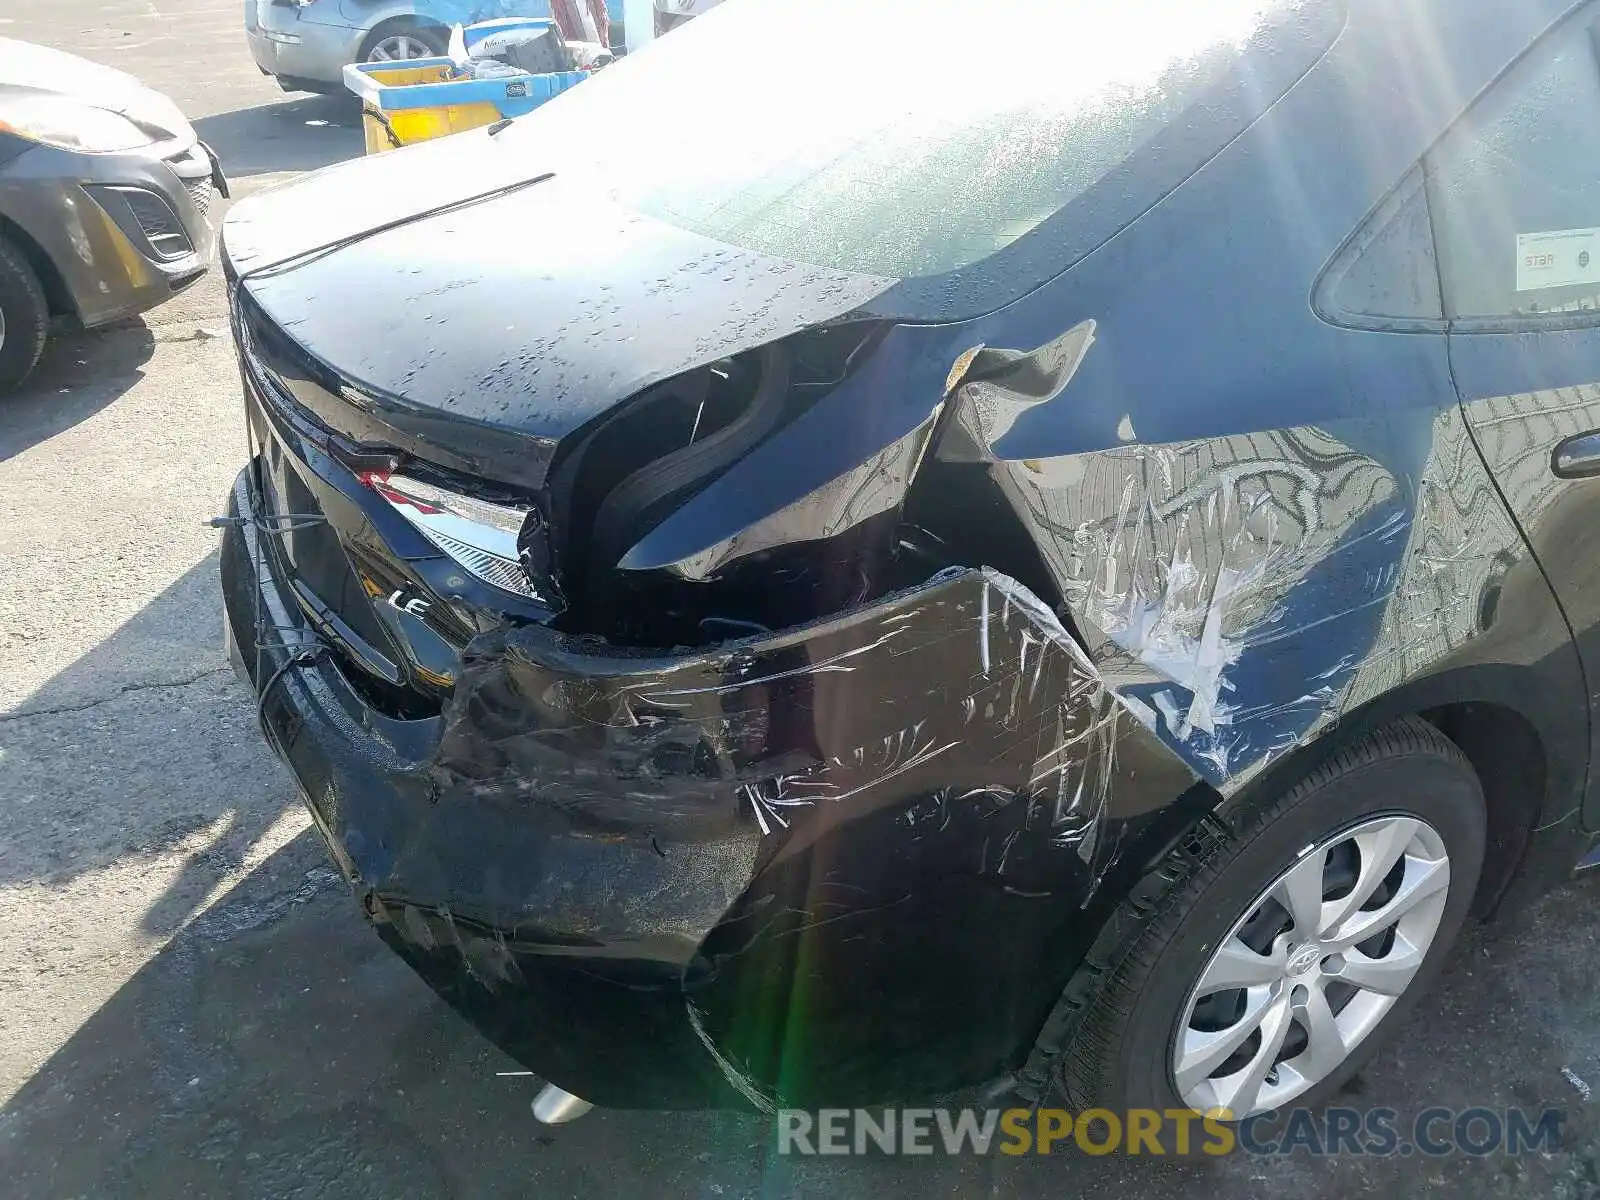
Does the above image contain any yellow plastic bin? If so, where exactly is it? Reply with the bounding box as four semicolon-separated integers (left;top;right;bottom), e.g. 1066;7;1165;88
342;57;588;154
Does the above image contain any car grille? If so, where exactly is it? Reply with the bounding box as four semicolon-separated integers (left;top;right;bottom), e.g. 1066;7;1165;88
185;176;213;220
122;188;193;260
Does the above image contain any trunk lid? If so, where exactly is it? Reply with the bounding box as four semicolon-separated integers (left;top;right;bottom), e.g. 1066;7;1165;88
225;142;892;491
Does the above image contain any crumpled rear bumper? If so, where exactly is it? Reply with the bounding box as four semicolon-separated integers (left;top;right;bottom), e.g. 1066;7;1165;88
219;461;1195;1109
220;464;745;1106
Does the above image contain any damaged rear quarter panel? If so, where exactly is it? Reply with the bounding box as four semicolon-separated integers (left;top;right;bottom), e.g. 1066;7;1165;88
914;1;1588;805
987;410;1579;795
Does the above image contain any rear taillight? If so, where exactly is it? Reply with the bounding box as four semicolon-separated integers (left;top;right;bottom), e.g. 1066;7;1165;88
358;470;543;602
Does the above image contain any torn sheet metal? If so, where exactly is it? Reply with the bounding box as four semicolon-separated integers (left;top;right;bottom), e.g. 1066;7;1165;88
937;320;1098;461
620;410;942;583
611;322;952;601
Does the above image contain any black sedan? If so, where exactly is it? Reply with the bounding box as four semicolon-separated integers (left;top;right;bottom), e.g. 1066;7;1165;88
217;0;1600;1124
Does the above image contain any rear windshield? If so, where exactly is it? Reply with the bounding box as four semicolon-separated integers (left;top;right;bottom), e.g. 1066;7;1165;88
503;0;1344;314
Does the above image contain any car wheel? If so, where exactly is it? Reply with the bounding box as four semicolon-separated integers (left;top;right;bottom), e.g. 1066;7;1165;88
0;236;49;397
361;25;448;64
1054;716;1485;1119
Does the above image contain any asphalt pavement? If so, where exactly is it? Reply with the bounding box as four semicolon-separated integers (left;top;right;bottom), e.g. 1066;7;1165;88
4;3;1600;1197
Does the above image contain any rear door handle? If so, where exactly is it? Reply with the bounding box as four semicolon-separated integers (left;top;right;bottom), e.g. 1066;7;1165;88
1553;431;1600;478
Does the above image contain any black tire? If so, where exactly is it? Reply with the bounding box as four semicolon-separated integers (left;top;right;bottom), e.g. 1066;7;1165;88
1055;716;1485;1118
0;236;48;396
358;22;448;64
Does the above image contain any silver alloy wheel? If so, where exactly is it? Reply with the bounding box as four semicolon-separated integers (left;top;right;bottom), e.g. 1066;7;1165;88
1172;814;1451;1117
0;305;7;354
366;34;434;62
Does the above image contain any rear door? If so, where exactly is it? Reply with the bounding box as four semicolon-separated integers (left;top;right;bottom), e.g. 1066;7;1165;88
1441;3;1600;821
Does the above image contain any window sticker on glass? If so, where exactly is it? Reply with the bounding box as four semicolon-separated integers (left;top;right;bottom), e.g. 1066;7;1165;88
1517;228;1600;292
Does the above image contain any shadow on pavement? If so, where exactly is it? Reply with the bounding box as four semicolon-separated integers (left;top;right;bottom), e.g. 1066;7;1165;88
4;553;231;723
4;833;1600;1198
0;555;296;935
0;322;156;463
0;826;1185;1199
196;94;364;179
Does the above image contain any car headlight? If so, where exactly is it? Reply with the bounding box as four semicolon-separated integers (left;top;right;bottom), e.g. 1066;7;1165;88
0;95;155;153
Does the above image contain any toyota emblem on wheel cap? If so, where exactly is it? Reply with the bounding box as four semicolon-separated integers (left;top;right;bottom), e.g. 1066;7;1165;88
1288;945;1322;976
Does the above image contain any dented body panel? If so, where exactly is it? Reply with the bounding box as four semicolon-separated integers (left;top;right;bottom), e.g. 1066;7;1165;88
222;470;1195;1104
219;0;1598;1110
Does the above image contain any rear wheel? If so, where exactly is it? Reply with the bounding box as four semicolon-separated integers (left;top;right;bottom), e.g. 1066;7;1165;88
360;24;448;64
0;236;48;396
1055;717;1485;1119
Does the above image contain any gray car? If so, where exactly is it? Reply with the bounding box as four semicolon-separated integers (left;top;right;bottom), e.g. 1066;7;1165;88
246;1;632;93
0;39;222;394
247;1;530;93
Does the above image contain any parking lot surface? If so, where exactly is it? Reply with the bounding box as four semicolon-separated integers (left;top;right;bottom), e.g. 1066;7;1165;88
5;3;1600;1196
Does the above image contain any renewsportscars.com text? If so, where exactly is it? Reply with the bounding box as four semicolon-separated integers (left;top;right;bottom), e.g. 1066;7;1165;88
776;1106;1564;1158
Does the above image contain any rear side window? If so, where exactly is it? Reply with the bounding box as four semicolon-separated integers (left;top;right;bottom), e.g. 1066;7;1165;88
1314;167;1444;329
1426;11;1600;324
